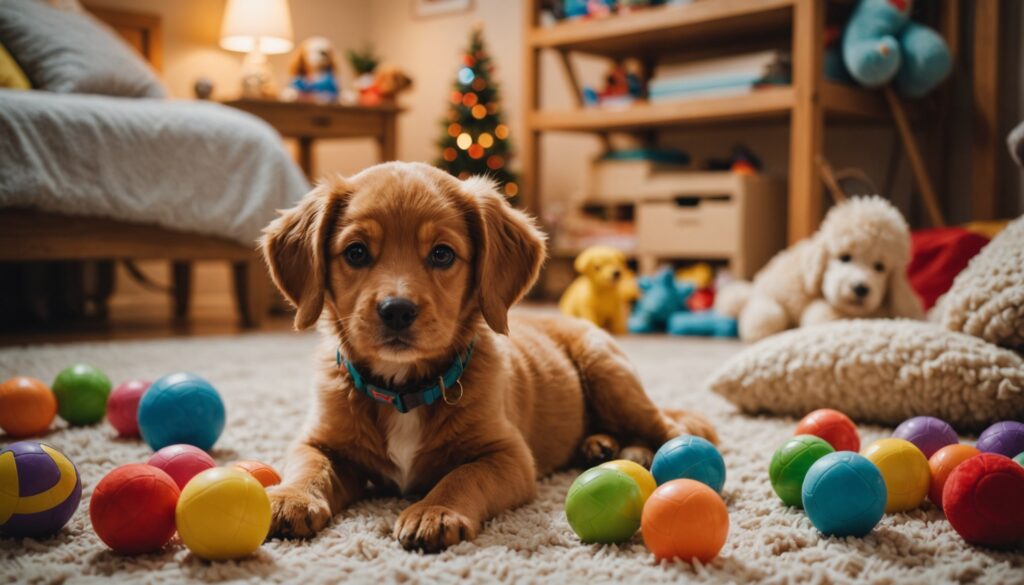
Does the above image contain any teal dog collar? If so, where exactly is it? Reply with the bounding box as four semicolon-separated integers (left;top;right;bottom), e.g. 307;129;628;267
337;341;475;414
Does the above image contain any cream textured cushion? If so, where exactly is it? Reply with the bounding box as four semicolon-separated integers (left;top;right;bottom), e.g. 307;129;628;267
707;320;1024;432
939;215;1024;351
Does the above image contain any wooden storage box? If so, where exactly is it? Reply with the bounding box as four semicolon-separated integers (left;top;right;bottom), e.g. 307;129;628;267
635;173;786;279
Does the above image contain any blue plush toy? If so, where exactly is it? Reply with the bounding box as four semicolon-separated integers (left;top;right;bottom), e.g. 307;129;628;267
842;0;951;98
628;269;690;334
667;311;738;338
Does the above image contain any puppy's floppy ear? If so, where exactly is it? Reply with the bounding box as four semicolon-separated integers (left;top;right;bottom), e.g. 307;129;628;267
884;266;924;319
261;181;349;330
461;177;546;334
801;236;829;295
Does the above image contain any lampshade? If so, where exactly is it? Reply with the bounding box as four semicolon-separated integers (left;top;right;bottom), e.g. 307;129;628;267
220;0;294;55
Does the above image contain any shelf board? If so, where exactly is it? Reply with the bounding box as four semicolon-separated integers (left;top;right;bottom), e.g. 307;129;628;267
529;0;795;59
527;83;888;133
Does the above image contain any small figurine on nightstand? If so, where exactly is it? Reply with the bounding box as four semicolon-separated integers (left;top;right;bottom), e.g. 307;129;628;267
357;65;412;107
285;36;339;103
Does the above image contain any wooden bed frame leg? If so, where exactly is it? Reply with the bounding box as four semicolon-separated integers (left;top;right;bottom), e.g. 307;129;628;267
171;261;192;320
232;259;268;328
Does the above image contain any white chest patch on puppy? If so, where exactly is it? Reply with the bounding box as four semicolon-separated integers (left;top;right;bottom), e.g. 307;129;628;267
385;410;421;494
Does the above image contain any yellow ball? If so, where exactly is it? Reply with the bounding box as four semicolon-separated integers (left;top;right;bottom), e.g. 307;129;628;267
599;460;656;503
862;438;930;512
175;467;271;560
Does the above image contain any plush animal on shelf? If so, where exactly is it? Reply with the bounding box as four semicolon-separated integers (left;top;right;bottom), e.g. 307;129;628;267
357;65;413;106
286;37;340;103
627;269;691;334
715;196;924;343
559;246;636;334
842;0;951;98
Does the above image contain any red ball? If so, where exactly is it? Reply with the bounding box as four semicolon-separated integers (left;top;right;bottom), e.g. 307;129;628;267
147;444;216;490
89;464;180;554
943;453;1024;548
107;379;150;438
794;409;860;452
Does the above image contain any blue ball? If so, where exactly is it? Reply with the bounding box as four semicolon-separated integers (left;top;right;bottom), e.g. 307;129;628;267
802;452;887;537
137;372;225;452
650;435;725;493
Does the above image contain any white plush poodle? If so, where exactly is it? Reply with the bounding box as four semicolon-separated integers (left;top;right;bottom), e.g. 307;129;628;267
716;196;924;342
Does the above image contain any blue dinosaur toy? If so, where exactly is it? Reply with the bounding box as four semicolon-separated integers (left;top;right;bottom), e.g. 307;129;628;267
628;269;692;334
667;311;738;338
842;0;951;98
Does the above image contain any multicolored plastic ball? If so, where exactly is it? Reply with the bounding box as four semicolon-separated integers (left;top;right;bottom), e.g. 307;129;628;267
52;364;111;426
565;467;644;543
106;379;150;438
769;435;835;507
176;467;272;560
794;409;860;452
927;444;979;509
147;444;217;490
892;416;958;458
0;441;82;537
943;453;1024;548
230;460;282;488
650;435;726;493
862;438;930;512
801;452;887;537
1014;452;1024;468
137;372;226;452
89;463;180;554
0;377;57;438
641;479;729;563
975;421;1024;458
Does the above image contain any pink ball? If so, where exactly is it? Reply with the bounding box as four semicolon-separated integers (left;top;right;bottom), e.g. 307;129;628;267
107;379;150;438
146;444;216;489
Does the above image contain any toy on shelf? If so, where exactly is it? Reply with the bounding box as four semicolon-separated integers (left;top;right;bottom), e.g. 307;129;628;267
0;441;82;538
891;416;958;458
650;435;726;493
642;478;729;563
346;44;379;104
148;444;217;490
801;451;887;537
231;460;282;488
357;64;412;107
176;467;272;560
842;0;951;98
90;464;180;554
769;435;835;508
927;444;979;510
107;379;150;438
137;372;226;452
705;145;762;175
52;364;111;426
794;409;860;452
974;420;1024;457
0;376;56;438
582;62;643;108
559;246;635;334
943;453;1024;548
564;466;644;543
285;37;340;103
862;438;930;512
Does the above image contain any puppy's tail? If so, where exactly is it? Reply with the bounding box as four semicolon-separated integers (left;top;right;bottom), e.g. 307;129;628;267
714;281;753;318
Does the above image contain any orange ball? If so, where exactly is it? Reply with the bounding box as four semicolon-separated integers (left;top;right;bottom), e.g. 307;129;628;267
0;377;57;438
230;460;281;487
795;409;860;452
928;444;979;509
641;479;728;563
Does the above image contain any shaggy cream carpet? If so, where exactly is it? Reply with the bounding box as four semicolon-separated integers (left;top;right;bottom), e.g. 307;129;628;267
1;321;1022;584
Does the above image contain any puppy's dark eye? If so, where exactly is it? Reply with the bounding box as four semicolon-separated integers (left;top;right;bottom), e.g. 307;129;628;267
874;262;885;272
428;244;456;268
839;253;852;263
343;243;371;268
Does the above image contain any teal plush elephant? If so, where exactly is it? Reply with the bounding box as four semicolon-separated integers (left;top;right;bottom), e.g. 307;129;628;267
842;0;951;98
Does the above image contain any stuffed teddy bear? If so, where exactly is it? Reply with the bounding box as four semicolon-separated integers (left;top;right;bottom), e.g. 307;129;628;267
559;246;637;334
842;0;951;98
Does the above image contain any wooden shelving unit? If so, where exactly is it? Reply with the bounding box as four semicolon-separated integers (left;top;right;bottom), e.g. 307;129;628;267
520;0;948;245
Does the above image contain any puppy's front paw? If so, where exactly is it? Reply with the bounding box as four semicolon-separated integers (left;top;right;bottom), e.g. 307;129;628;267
394;503;477;553
269;486;333;538
664;409;719;445
580;433;620;466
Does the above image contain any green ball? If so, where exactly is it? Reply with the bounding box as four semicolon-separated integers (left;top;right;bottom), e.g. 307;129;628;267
769;435;835;507
565;467;643;544
52;364;111;425
1014;452;1024;467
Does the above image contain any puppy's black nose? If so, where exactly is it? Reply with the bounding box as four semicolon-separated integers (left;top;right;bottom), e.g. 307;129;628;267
377;297;418;331
853;284;870;298
611;269;621;281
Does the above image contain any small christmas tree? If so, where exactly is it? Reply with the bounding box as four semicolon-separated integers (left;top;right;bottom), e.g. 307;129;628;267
436;27;519;200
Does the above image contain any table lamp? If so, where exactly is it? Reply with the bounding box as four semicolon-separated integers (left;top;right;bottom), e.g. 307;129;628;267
220;0;294;98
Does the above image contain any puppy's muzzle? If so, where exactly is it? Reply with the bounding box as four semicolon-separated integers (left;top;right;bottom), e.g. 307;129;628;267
378;297;419;331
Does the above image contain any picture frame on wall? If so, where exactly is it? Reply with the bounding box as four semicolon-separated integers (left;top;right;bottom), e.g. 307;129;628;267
414;0;472;18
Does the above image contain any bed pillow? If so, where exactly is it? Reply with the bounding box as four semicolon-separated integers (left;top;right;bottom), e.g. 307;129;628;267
0;42;30;89
707;320;1024;433
939;215;1024;351
0;0;165;98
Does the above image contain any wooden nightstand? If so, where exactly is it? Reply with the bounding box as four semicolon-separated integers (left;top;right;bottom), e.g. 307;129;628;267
222;98;403;179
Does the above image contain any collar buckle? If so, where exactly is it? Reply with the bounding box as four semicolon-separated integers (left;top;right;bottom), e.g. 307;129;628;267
440;377;464;406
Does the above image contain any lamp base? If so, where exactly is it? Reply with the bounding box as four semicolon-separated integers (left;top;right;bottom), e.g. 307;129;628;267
240;49;278;99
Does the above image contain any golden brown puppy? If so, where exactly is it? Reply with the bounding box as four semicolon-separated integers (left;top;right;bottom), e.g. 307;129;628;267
261;162;716;552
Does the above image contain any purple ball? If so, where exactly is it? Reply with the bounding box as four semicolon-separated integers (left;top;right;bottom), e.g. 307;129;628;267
892;416;958;458
976;421;1024;457
0;441;82;538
